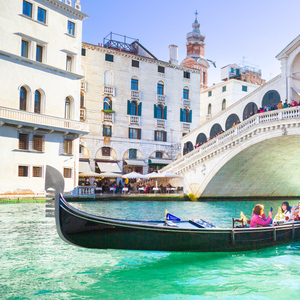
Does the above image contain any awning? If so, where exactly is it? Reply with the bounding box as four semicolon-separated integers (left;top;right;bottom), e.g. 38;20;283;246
292;87;300;96
124;159;147;167
79;161;91;173
97;161;122;173
148;158;172;165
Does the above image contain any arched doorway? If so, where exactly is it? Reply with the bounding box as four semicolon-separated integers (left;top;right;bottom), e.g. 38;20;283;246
210;124;223;139
243;102;258;120
225;114;240;130
196;133;207;145
183;141;193;155
262;90;281;108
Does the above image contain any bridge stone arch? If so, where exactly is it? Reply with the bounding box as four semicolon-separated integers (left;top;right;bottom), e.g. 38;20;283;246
210;123;223;139
225;114;240;130
262;90;281;108
196;133;207;145
243;102;258;120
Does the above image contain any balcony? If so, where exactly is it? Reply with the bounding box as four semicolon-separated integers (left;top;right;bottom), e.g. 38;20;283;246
80;107;86;122
131;90;141;99
156;119;166;128
103;85;115;96
0;106;89;134
128;115;140;126
81;81;87;92
102;111;115;123
182;99;191;108
157;95;166;105
182;122;190;131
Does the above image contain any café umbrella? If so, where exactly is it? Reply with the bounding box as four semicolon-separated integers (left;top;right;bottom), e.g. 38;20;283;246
122;171;145;179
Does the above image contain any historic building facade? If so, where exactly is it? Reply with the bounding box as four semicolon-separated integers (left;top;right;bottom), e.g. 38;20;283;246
0;0;88;195
80;32;202;175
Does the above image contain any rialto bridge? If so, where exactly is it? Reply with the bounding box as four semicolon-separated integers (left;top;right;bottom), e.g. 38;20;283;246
163;34;300;197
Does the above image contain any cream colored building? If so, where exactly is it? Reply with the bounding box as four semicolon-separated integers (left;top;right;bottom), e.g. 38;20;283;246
0;0;88;195
80;32;202;175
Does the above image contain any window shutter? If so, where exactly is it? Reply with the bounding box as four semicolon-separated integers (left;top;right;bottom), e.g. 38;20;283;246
180;108;183;122
164;106;167;120
128;128;130;138
163;131;167;142
137;129;141;139
127;100;131;115
138;102;142;116
154;130;157;141
154;104;157;118
189;110;192;123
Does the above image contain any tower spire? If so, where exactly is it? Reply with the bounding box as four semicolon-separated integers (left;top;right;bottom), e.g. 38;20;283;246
195;10;199;21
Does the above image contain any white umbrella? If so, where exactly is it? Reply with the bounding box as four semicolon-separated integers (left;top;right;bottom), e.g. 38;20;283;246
122;171;145;179
144;172;158;179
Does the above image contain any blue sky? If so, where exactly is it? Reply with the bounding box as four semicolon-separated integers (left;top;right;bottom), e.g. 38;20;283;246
81;0;300;85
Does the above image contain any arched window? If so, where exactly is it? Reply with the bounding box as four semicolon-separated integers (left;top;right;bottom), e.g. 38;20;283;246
130;101;138;116
225;114;240;130
243;102;258;120
65;97;71;119
183;141;194;155
20;87;27;111
196;133;207;145
210;123;223;139
183;109;189;122
34;90;41;114
262;90;281;108
157;105;163;119
208;103;212;115
103;97;112;110
157;82;164;95
183;88;189;99
222;99;226;110
131;78;138;90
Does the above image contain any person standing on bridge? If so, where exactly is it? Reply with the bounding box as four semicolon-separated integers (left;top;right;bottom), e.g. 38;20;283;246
277;101;283;110
283;100;288;108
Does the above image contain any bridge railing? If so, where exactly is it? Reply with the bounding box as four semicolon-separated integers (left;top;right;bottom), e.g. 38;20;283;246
163;106;300;173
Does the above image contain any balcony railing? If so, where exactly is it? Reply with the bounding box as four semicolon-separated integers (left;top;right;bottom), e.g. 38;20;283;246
80;107;86;122
128;115;140;126
81;81;87;92
182;99;191;107
157;95;166;105
131;90;141;99
182;122;190;131
103;85;115;96
156;119;166;128
102;111;114;123
0;106;89;134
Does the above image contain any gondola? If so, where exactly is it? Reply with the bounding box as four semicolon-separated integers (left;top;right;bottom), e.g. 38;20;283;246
46;166;300;252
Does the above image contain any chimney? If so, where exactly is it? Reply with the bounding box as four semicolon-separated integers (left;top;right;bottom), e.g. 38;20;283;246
169;45;178;65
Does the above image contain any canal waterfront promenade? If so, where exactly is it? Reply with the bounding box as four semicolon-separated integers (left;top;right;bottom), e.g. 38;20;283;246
1;199;300;299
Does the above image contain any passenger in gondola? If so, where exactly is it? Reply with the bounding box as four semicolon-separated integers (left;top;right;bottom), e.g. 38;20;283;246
250;204;273;228
281;201;292;220
292;201;300;221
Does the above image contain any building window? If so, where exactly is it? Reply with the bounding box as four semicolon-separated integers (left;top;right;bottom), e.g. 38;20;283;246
130;101;138;116
18;166;29;177
80;93;85;107
129;149;137;159
20;87;27;111
36;45;43;62
103;97;112;110
222;99;226;110
33;135;44;152
33;166;42;177
65;97;71;119
103;125;112;137
63;139;73;155
203;72;206;84
81;48;86;56
132;60;139;68
63;168;72;178
102;147;111;156
157;105;163;119
154;130;167;142
183;71;190;79
67;21;75;36
183;88;189;99
182;109;189;122
208;91;212;97
131;78;138;91
222;86;226;92
158;66;165;73
157;83;164;95
66;55;72;72
34;90;41;113
129;128;141;139
208;103;212;115
21;40;29;58
105;53;114;62
37;7;46;23
242;85;248;92
19;133;29;150
156;151;163;158
23;1;32;18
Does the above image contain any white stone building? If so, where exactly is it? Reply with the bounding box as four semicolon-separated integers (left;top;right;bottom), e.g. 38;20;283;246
80;32;202;175
0;0;88;195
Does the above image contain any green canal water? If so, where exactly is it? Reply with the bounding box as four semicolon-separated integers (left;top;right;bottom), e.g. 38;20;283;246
1;199;300;299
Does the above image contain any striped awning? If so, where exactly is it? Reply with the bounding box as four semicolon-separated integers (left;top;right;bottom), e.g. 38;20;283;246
79;161;91;173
